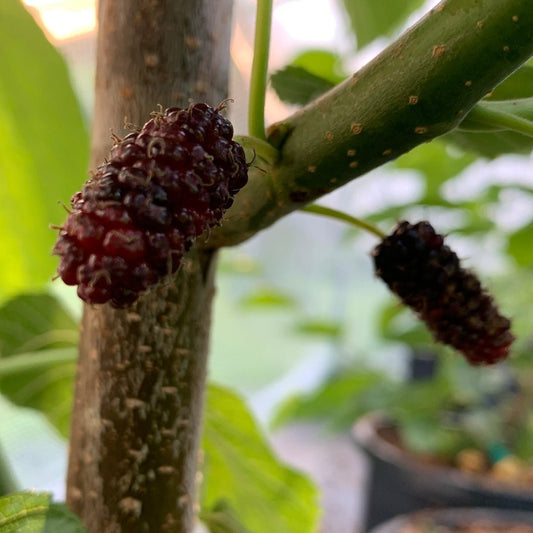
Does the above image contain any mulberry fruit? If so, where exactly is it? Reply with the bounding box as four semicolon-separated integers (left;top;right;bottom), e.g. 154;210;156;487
372;221;514;365
53;103;248;308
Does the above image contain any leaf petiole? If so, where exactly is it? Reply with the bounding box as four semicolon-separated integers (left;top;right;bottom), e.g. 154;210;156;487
301;204;386;239
248;0;273;140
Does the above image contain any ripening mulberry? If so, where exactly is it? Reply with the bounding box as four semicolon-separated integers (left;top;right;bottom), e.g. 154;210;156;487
53;103;248;308
372;221;514;365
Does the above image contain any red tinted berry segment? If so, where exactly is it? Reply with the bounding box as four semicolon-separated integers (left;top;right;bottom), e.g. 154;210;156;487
372;221;514;365
53;103;248;308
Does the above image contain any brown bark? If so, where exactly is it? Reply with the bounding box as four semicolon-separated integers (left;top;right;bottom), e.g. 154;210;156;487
66;1;233;531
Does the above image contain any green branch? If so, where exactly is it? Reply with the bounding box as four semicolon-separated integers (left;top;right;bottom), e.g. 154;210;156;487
208;0;533;248
248;0;273;140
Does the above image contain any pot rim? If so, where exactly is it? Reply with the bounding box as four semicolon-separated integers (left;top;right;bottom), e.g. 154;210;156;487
368;507;533;533
351;412;533;499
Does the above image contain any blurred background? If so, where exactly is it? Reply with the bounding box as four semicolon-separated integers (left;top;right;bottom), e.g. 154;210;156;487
2;1;533;532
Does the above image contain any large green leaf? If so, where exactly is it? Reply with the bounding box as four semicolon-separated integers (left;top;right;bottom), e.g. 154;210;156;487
0;492;86;533
0;0;89;301
202;384;320;533
0;293;78;437
340;0;425;48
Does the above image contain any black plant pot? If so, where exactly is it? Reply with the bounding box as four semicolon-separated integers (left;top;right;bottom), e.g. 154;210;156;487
352;414;533;533
368;507;533;533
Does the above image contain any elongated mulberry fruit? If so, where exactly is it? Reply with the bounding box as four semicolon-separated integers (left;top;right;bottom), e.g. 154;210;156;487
372;221;514;365
53;103;248;308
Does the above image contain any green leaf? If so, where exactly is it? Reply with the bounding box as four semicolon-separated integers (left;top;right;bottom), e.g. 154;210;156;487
340;0;425;48
293;319;343;339
488;65;533;100
202;384;320;533
0;293;78;356
378;303;433;347
0;293;78;437
447;97;533;158
201;501;252;533
508;223;533;267
290;50;346;84
270;66;336;106
240;288;297;309
0;492;86;533
399;418;468;459
447;129;533;158
0;0;89;301
272;370;388;429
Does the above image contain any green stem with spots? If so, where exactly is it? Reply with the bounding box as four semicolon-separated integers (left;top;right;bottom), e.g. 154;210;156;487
301;205;386;239
248;0;273;140
208;0;533;248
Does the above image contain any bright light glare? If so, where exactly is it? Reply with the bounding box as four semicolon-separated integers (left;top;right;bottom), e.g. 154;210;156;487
274;0;341;47
22;0;95;41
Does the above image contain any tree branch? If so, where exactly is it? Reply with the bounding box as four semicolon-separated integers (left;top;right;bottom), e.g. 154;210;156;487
208;0;533;247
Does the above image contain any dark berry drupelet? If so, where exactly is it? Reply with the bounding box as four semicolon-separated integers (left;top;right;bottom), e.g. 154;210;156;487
53;103;248;308
372;221;514;365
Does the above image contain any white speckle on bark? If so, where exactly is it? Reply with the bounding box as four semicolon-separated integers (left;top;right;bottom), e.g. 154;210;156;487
119;497;143;518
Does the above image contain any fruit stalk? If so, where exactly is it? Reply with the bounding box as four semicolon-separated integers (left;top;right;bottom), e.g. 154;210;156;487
65;1;233;531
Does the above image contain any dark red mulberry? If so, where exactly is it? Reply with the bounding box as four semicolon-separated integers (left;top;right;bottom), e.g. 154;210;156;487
372;221;514;365
53;102;248;308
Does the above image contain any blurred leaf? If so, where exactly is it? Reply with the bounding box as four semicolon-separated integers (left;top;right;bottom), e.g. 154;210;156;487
293;319;343;339
508;223;533;267
240;288;297;309
0;293;78;356
394;141;476;205
0;0;89;301
270;49;346;107
290;50;346;84
340;0;425;48
378;303;433;347
491;267;533;346
218;253;261;276
399;418;469;459
272;369;389;429
202;384;320;533
0;293;78;437
512;414;533;461
0;492;86;533
201;501;251;533
487;65;533;100
446;126;532;159
270;66;336;106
